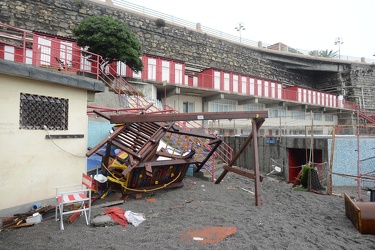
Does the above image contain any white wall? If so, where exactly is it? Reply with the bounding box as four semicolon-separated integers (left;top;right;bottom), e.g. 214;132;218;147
0;74;88;212
168;95;203;112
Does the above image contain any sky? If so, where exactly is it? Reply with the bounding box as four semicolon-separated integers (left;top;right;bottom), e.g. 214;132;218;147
108;0;374;61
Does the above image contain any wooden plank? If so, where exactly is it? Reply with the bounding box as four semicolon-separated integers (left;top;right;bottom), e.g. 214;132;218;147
344;193;375;234
328;126;336;195
344;193;361;233
3;222;36;229
110;111;268;124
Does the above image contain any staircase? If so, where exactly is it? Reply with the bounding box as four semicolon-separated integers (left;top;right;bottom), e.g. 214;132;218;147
358;109;375;124
95;59;233;181
193;158;227;181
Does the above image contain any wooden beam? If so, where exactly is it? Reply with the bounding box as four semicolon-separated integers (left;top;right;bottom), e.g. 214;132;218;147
215;117;265;206
110;111;268;124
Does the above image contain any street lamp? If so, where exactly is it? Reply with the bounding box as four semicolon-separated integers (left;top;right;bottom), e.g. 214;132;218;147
334;37;344;59
235;22;245;43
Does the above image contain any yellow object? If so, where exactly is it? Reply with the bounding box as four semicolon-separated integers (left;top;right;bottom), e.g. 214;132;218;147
109;151;129;171
103;163;182;193
102;163;129;189
100;189;111;199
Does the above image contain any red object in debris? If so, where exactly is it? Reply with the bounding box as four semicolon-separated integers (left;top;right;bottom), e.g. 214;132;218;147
103;207;128;227
180;226;237;244
68;212;81;224
146;197;156;203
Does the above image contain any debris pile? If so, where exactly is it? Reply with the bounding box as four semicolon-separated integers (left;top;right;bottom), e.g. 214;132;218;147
1;205;55;230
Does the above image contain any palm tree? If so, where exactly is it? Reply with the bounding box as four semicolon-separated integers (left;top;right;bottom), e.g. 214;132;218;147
309;50;338;58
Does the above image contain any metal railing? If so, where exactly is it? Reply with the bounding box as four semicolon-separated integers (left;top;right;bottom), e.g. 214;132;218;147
111;0;375;64
0;22;100;79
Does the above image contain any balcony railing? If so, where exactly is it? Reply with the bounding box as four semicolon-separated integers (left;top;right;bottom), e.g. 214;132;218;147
0;22;100;79
111;0;375;64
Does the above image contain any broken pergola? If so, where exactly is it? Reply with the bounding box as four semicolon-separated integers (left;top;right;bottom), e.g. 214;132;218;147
87;111;267;205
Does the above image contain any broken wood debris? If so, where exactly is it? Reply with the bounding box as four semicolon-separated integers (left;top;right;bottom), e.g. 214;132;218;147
92;200;125;208
1;205;55;230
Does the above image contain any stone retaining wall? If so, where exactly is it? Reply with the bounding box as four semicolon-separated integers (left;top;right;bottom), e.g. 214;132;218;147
1;0;374;109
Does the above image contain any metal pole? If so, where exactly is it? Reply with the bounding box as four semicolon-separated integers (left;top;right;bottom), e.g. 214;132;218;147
305;126;308;164
279;116;282;143
252;119;261;206
357;107;362;200
163;80;167;110
164;85;166;110
361;87;365;109
311;111;314;165
23;30;27;64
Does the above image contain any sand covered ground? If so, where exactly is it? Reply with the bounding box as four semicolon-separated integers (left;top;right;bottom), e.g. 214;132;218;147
1;173;374;250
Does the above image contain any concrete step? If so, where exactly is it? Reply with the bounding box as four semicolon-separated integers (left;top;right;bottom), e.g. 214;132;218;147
193;163;265;182
193;161;227;182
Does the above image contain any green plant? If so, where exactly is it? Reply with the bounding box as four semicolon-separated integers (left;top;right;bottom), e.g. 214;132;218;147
309;50;338;58
300;165;311;188
155;18;166;28
73;15;143;73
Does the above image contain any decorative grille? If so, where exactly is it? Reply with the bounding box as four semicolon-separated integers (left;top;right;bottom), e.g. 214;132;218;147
19;93;68;130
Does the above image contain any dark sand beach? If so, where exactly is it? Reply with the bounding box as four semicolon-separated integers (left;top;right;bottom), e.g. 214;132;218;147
1;174;374;250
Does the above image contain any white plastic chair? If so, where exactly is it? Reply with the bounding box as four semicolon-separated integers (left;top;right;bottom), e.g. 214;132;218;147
55;173;93;230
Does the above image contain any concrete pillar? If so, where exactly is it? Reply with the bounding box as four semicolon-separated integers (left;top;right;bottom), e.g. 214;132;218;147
196;23;202;32
234;127;241;135
338;95;343;108
361;57;366;63
258;41;263;48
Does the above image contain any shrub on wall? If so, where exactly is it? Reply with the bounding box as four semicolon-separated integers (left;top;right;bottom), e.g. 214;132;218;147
155;18;166;28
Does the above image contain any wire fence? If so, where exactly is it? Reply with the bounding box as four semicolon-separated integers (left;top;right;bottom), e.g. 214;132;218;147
112;0;375;64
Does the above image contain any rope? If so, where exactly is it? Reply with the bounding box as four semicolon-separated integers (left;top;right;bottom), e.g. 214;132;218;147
171;134;180;155
44;128;86;157
331;172;375;181
102;163;182;193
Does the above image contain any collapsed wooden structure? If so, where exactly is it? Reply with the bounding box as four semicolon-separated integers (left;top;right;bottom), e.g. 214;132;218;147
86;110;267;205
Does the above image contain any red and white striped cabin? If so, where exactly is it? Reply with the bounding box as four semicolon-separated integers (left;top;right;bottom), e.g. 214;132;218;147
0;29;346;111
113;55;185;85
0;30;98;75
198;68;282;99
284;86;338;108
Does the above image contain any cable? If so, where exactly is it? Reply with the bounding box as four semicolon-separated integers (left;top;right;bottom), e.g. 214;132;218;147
44;125;86;157
102;163;182;193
